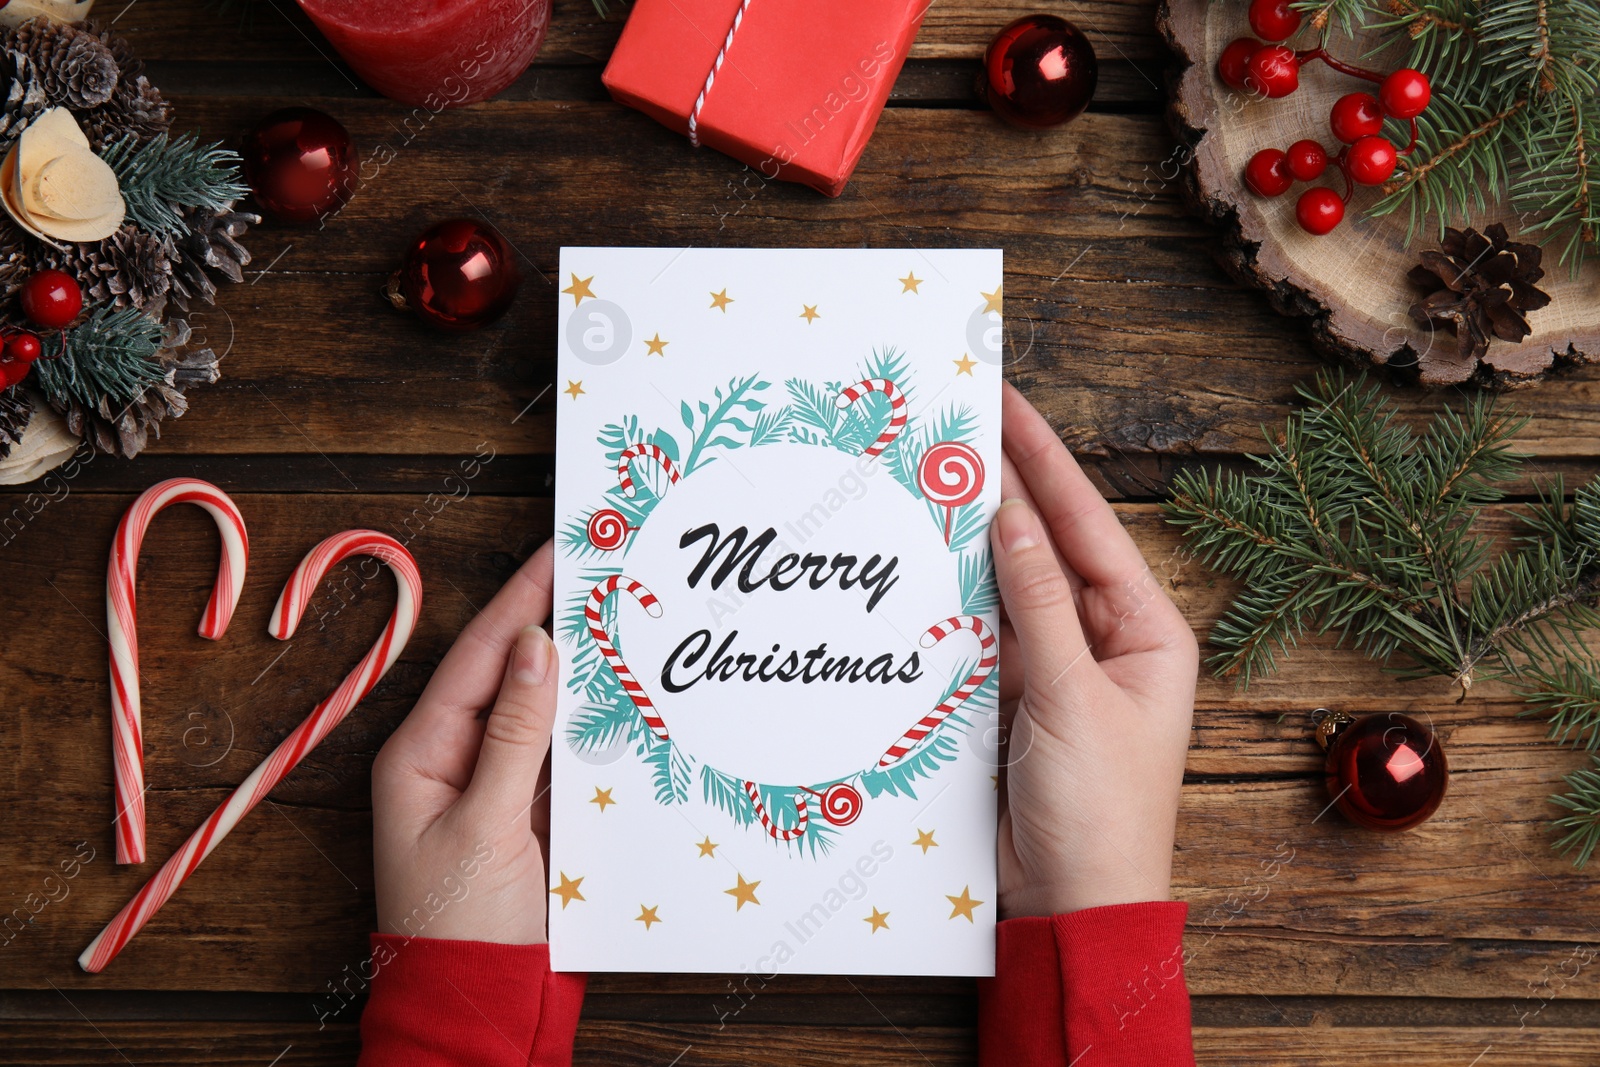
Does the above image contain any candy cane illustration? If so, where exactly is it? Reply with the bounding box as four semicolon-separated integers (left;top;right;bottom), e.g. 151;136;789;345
616;443;679;498
834;378;907;458
744;780;810;841
81;531;421;973
586;575;669;741
878;615;998;769
107;478;250;865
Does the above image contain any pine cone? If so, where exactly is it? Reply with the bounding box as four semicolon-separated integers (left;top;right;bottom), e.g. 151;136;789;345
1408;223;1552;366
54;336;221;458
0;215;29;302
6;18;119;108
40;225;177;316
0;385;31;459
171;206;257;313
0;49;48;151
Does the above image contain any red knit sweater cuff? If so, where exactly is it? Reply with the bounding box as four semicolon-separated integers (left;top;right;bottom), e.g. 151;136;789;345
357;935;587;1067
1054;902;1194;1067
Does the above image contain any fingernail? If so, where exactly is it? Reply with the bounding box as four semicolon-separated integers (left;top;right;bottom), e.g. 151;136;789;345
994;498;1042;553
513;625;553;685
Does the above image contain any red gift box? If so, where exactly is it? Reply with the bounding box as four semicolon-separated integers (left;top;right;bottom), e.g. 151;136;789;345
602;0;928;197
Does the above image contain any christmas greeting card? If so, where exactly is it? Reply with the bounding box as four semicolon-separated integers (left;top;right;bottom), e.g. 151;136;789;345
550;247;1003;976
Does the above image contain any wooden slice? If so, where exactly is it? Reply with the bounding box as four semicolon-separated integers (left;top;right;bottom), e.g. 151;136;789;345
1158;0;1600;388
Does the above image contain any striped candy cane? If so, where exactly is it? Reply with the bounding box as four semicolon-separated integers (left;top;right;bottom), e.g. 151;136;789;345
107;479;250;865
834;378;908;458
80;530;422;974
878;615;998;769
616;443;679;498
744;780;809;841
586;575;669;741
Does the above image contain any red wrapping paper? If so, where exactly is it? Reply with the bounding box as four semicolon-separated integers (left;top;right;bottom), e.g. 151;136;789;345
602;0;928;197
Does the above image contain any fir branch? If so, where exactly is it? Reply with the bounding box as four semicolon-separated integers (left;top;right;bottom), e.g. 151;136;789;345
32;305;164;413
1522;659;1600;749
100;133;248;237
1552;757;1600;866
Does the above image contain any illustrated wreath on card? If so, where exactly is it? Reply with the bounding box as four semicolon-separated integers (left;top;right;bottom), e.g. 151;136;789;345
558;349;998;856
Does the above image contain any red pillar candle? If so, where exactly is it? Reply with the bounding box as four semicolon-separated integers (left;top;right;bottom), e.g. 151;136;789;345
296;0;550;108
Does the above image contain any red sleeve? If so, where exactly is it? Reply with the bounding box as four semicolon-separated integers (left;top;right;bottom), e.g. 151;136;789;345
357;935;587;1067
978;902;1193;1067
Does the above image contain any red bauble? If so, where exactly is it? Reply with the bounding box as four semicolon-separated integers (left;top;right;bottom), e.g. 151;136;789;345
1330;92;1384;143
1248;0;1302;41
1244;148;1293;197
392;218;520;331
1317;711;1447;831
20;269;82;329
1245;45;1299;98
242;107;357;224
1346;135;1398;185
6;332;41;363
1296;187;1345;234
1217;37;1261;90
981;14;1099;129
1380;68;1432;119
1286;139;1328;181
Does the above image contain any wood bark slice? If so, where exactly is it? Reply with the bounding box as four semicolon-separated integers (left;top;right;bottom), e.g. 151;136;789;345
1158;0;1600;388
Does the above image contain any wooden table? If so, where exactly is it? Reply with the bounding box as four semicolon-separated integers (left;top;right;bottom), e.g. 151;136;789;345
5;2;1599;1063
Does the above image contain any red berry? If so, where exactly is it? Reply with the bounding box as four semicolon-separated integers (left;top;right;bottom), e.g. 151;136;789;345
1248;0;1302;41
6;332;41;363
0;354;28;389
1330;92;1384;143
1245;45;1300;98
1286;139;1328;181
1217;37;1261;90
1296;187;1345;234
1346;135;1398;184
20;269;82;330
1379;68;1431;119
1245;148;1294;196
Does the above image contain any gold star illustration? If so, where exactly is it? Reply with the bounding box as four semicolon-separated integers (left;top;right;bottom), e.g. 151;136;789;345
981;285;1003;314
953;353;978;376
709;288;734;312
644;332;669;356
590;787;615;812
563;273;596;306
696;836;719;858
913;829;938;854
947;886;984;923
800;304;820;323
636;904;661;930
900;271;922;293
724;873;761;910
864;907;890;933
991;774;1000;790
550;872;585;909
564;380;585;400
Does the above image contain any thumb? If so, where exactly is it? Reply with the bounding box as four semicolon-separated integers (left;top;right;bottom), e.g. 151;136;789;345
991;499;1090;691
463;625;559;824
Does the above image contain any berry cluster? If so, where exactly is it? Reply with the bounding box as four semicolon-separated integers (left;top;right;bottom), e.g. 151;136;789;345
1218;0;1432;235
0;270;83;388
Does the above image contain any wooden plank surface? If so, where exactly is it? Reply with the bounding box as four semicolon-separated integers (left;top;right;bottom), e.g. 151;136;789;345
5;0;1600;1062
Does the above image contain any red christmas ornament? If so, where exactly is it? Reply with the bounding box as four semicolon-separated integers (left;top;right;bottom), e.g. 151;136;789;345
1245;45;1299;98
20;269;82;329
1216;37;1260;90
1329;92;1384;143
1247;0;1302;42
1346;135;1398;185
1296;187;1345;234
242;107;357;224
1285;139;1328;181
389;218;520;331
980;14;1099;129
1244;148;1293;197
1379;68;1431;119
1316;710;1447;831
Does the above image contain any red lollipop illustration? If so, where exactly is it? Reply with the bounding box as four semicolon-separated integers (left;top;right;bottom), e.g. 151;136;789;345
917;441;985;544
586;508;632;551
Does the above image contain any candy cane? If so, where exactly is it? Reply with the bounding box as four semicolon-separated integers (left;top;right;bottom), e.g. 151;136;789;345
80;530;422;974
834;378;907;458
586;575;669;741
616;443;679;498
744;780;809;841
878;615;998;769
107;478;249;865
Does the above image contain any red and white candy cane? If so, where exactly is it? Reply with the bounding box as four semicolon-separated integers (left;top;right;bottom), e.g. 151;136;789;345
744;780;809;841
586;575;669;741
80;530;421;974
107;478;249;865
878;615;998;769
616;443;679;498
834;378;907;458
